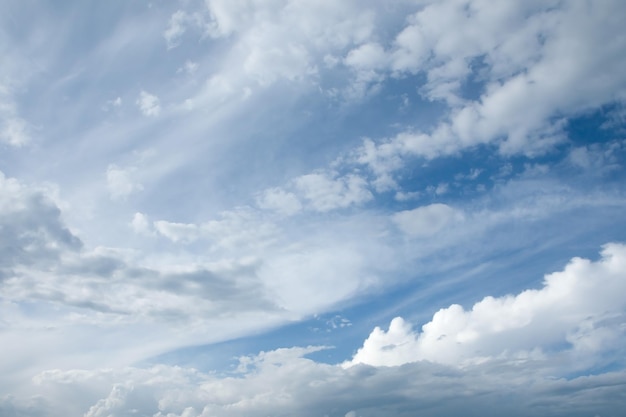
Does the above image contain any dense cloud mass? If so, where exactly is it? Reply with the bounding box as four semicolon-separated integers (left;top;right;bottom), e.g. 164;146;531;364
4;353;626;417
1;0;626;415
349;243;626;368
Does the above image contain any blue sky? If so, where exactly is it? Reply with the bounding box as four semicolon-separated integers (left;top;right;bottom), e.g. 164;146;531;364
2;0;626;416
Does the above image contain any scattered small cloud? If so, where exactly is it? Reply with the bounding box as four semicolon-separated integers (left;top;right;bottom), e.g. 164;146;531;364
294;172;373;212
256;187;302;216
130;212;153;235
177;60;198;75
392;203;463;237
327;315;352;330
394;190;420;202
136;91;161;117
0;85;30;146
164;10;188;49
106;164;143;200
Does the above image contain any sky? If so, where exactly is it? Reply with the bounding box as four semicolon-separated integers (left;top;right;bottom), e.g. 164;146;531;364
1;0;626;416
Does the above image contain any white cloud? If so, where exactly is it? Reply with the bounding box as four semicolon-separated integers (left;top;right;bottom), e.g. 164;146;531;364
0;172;280;334
327;315;352;330
394;191;420;202
191;0;385;94
5;342;626;417
130;212;152;235
136;91;161;117
164;10;188;49
154;220;199;243
106;164;143;200
348;243;626;367
1;2;626;415
348;0;626;186
567;141;625;175
256;187;302;216
344;42;387;71
429;182;449;196
2;168;626;415
392;203;463;237
294;172;372;212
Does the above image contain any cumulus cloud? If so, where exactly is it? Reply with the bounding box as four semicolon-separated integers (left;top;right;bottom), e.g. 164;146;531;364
136;91;161;117
177;0;390;97
294;172;372;212
348;243;626;368
6;342;625;417
2;2;626;415
164;0;625;156
256;187;302;216
347;0;626;186
344;43;387;71
130;212;152;235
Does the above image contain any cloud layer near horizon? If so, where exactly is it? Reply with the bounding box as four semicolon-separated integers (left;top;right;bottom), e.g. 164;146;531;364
3;245;626;416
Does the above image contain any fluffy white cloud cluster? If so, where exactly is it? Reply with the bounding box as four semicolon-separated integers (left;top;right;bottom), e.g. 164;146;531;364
348;0;626;185
349;243;626;368
255;187;302;216
254;171;373;215
294;172;373;212
160;0;409;112
161;0;626;199
201;0;385;86
185;0;626;121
